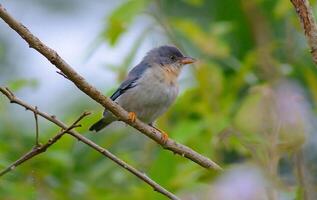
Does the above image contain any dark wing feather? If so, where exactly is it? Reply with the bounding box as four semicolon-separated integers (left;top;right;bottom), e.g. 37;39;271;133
110;62;150;101
92;63;148;131
110;78;137;100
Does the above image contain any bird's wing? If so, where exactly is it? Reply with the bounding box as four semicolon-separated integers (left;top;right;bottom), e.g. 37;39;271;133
110;62;150;101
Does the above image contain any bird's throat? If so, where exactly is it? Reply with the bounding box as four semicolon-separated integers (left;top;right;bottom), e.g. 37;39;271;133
162;66;180;85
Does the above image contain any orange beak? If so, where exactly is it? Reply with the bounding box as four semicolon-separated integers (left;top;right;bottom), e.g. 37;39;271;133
180;56;196;65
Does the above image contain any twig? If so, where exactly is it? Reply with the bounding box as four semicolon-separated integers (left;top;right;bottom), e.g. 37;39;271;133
0;4;221;170
290;0;317;65
56;70;70;80
0;87;180;200
33;106;39;146
0;111;90;177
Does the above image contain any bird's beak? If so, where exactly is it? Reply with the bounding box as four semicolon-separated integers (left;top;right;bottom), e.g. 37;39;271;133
180;56;196;65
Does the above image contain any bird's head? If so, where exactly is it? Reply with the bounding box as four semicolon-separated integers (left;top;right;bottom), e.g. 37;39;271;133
143;45;196;70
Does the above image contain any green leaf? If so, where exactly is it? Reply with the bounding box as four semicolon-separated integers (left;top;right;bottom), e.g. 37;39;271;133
7;78;38;91
172;120;204;143
173;19;231;57
103;0;148;45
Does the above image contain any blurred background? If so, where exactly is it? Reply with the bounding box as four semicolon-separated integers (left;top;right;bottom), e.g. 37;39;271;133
0;0;317;199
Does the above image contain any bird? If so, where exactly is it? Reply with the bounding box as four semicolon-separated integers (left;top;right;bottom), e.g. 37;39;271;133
89;45;196;143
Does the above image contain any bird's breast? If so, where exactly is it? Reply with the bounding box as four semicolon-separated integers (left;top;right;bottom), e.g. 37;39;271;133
137;67;179;106
116;67;179;123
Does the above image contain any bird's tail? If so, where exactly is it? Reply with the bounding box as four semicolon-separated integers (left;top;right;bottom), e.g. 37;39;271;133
89;117;113;132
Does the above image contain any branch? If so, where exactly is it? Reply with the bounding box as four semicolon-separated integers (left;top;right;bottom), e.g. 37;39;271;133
0;87;180;200
0;110;90;177
0;4;221;170
291;0;317;65
33;106;40;146
56;70;70;80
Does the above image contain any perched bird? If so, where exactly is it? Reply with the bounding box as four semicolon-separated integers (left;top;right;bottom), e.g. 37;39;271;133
89;45;196;142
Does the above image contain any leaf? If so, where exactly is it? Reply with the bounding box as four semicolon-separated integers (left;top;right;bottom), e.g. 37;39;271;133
103;0;148;45
181;0;205;7
173;19;231;57
149;151;177;186
172;120;204;143
273;0;292;19
7;78;38;91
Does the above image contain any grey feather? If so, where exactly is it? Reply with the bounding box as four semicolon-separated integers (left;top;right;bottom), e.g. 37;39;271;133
110;62;150;101
90;62;151;132
114;65;179;124
90;45;189;132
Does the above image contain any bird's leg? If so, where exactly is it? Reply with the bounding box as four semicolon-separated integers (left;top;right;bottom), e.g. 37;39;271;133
149;123;169;144
128;112;137;123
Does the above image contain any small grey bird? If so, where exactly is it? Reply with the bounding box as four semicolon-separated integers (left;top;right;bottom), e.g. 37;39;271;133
89;45;195;141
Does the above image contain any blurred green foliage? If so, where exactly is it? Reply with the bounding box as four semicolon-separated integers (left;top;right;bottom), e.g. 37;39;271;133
102;0;149;45
1;0;317;199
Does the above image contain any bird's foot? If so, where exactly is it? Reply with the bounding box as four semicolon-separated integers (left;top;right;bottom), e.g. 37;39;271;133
160;131;169;144
149;124;169;144
128;112;137;123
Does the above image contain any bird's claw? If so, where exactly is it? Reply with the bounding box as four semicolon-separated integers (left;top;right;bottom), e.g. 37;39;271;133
161;131;169;144
128;112;137;123
149;125;169;144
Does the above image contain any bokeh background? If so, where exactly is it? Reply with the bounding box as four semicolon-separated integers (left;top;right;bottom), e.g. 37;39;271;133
0;0;317;199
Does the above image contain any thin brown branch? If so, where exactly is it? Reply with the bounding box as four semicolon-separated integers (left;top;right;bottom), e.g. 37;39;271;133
0;111;90;177
56;70;70;80
0;87;180;200
291;0;317;65
0;4;221;170
33;106;39;146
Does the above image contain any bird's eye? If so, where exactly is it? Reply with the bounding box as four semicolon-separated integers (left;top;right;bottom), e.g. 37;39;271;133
170;55;176;61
